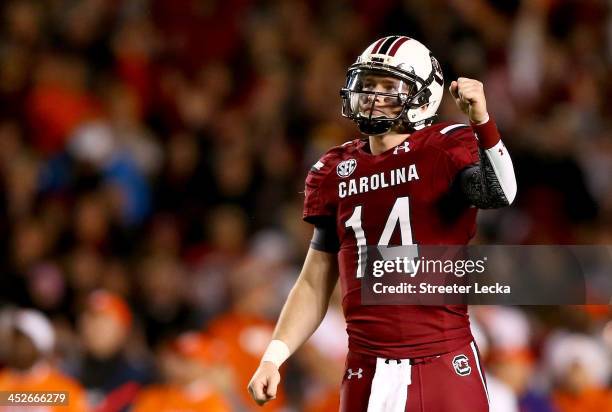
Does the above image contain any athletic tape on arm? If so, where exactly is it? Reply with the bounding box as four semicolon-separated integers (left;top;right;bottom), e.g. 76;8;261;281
261;339;291;368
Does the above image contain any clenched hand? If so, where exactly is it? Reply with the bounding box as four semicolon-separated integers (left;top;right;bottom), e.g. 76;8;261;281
247;361;281;406
449;77;489;124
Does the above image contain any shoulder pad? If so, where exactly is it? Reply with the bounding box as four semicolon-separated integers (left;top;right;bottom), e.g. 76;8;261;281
308;139;362;175
417;122;472;143
421;121;469;136
439;123;469;135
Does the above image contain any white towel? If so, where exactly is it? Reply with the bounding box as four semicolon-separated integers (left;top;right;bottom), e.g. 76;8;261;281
367;358;412;412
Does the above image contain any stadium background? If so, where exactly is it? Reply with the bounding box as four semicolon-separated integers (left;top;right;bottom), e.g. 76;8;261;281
0;0;610;411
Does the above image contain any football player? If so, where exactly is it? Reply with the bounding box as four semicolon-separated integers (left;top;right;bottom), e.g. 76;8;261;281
248;36;516;411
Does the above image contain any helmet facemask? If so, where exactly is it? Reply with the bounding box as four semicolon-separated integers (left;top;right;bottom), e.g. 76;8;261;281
341;69;416;136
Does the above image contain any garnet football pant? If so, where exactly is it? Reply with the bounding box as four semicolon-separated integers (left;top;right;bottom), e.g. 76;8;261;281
339;341;489;412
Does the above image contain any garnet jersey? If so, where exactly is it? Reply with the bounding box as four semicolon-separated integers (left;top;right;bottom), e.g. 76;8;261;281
303;122;480;359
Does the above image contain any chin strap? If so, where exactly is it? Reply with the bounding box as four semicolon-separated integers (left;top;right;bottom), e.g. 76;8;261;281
358;114;437;135
357;118;394;135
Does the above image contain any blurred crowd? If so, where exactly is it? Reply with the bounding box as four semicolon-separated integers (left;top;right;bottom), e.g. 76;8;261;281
0;0;610;411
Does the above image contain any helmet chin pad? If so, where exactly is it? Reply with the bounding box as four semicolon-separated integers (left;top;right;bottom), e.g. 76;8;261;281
357;118;394;136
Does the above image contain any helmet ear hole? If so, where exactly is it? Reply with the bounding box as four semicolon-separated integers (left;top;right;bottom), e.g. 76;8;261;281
418;88;432;105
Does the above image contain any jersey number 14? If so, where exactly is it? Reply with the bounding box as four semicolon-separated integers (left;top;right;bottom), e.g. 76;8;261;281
344;196;414;278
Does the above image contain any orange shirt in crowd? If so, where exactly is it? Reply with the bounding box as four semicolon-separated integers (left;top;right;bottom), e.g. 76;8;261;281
131;382;231;412
554;388;612;412
208;312;286;411
27;85;99;155
0;363;89;412
304;389;340;412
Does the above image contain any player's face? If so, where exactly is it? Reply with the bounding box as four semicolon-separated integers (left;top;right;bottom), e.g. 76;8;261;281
358;74;409;118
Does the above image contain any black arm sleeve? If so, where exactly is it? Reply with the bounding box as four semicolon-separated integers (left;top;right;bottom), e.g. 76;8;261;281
310;218;340;253
459;148;510;209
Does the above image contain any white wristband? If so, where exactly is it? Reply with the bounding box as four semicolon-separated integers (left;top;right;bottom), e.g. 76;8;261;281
261;340;291;368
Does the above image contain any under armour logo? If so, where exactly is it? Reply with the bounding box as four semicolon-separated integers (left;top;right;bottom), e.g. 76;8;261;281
347;368;363;380
394;142;410;154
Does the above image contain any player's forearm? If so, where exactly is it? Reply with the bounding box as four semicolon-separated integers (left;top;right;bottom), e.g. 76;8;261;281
461;118;517;208
273;276;332;350
262;248;338;366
